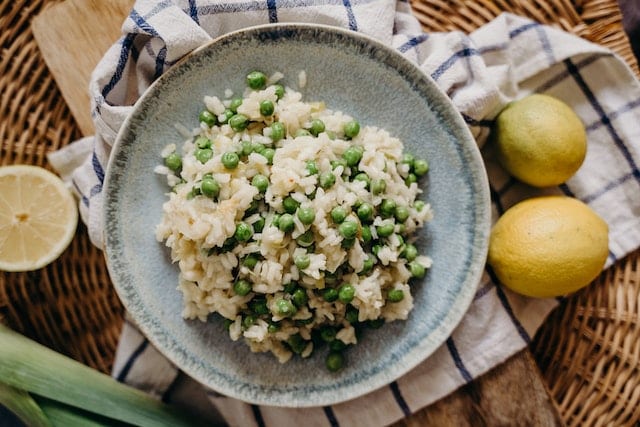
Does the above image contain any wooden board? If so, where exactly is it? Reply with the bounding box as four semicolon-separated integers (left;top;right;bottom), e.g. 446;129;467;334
30;1;564;425
32;0;135;136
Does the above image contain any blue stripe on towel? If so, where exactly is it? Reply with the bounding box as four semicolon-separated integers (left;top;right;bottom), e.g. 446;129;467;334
486;267;531;343
91;151;105;183
188;0;200;24
101;34;136;99
343;0;358;31
323;406;340;427
565;58;640;184
267;0;278;23
129;9;160;36
430;47;480;81
446;337;473;382
397;34;429;53
389;381;411;417
116;339;149;382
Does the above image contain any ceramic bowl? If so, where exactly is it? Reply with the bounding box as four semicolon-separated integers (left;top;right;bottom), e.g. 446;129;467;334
104;23;490;407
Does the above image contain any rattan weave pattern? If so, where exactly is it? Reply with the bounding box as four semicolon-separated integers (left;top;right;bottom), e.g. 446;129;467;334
0;0;638;425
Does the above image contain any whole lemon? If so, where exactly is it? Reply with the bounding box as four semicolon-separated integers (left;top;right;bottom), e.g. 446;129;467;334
487;196;608;298
491;94;587;187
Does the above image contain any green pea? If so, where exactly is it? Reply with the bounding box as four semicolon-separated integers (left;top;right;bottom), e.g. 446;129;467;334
353;173;370;189
273;84;285;99
246;71;267;90
234;222;253;242
331;158;348;171
250;298;269;315
242;315;256;329
322;288;339;302
341;238;355;249
414;159;429;176
200;177;220;198
296;229;314;247
371;244;382;256
262;148;275;165
319;172;336;189
338;220;358;240
252;217;265;233
195;136;212;149
402;243;418;262
267;321;280;333
367;318;385;329
278;213;294;233
239;140;253;157
229;114;249;132
270;122;285;142
221;151;239;169
395;206;410;223
380;199;397;218
401;153;415;168
295;129;311;138
414;200;426;212
338;283;355;303
199;110;216;127
223;318;233;330
361;225;372;243
219;109;234;124
164;153;182;171
408;261;426;279
376;223;395;238
297;207;316;225
324;271;338;286
320;326;337;342
292;288;308;308
357;203;373;222
252;141;265;154
371;179;386;195
345;306;359;323
294;254;311;270
387;289;405;303
260;99;275;116
405;173;417;186
329;339;347;351
195;148;213;164
251;174;269;193
344;120;360;139
233;279;252;296
331;206;347;223
361;255;375;273
283;196;300;214
342;146;363;167
325;352;344;372
283;282;298;294
309;119;325;136
305;160;318;175
243;253;260;269
245;199;260;216
397;223;406;235
271;214;281;228
326;130;337;140
287;334;306;354
275;299;297;317
229;97;243;113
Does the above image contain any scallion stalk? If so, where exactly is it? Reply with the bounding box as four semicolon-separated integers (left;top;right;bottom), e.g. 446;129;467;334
0;382;51;427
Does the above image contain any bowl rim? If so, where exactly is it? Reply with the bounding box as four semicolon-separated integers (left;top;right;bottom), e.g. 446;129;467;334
104;22;491;407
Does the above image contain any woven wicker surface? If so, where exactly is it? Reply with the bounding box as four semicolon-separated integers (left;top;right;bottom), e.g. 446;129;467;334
0;0;638;425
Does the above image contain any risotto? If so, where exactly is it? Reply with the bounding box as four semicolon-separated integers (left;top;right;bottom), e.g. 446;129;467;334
155;71;433;371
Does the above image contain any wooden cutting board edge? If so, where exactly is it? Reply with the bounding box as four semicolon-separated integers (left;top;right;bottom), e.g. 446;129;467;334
30;0;564;425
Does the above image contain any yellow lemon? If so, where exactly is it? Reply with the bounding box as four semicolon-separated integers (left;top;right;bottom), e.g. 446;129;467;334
491;94;587;187
0;165;78;272
487;196;608;298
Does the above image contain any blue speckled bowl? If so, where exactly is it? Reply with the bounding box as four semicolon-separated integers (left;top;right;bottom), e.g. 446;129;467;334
104;24;490;407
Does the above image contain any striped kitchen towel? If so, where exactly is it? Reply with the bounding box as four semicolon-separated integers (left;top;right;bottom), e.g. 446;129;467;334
48;1;640;426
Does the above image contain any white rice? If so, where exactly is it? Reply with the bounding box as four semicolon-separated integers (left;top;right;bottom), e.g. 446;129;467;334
156;73;433;367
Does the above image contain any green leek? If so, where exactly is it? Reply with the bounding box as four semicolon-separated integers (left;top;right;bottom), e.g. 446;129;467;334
0;382;51;427
0;324;201;426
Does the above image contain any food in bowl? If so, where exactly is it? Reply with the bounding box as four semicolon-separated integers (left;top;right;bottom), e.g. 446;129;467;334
155;71;432;371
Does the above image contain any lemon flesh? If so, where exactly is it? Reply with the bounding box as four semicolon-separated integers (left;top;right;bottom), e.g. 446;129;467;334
488;196;608;298
0;165;78;272
492;94;587;187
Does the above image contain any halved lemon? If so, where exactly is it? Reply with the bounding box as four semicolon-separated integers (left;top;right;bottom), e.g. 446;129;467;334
0;165;78;272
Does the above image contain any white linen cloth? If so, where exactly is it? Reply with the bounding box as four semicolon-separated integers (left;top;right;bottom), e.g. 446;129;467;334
47;1;640;426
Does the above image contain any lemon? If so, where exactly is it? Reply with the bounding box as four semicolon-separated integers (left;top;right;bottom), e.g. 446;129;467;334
0;165;78;272
487;196;608;298
491;94;587;187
